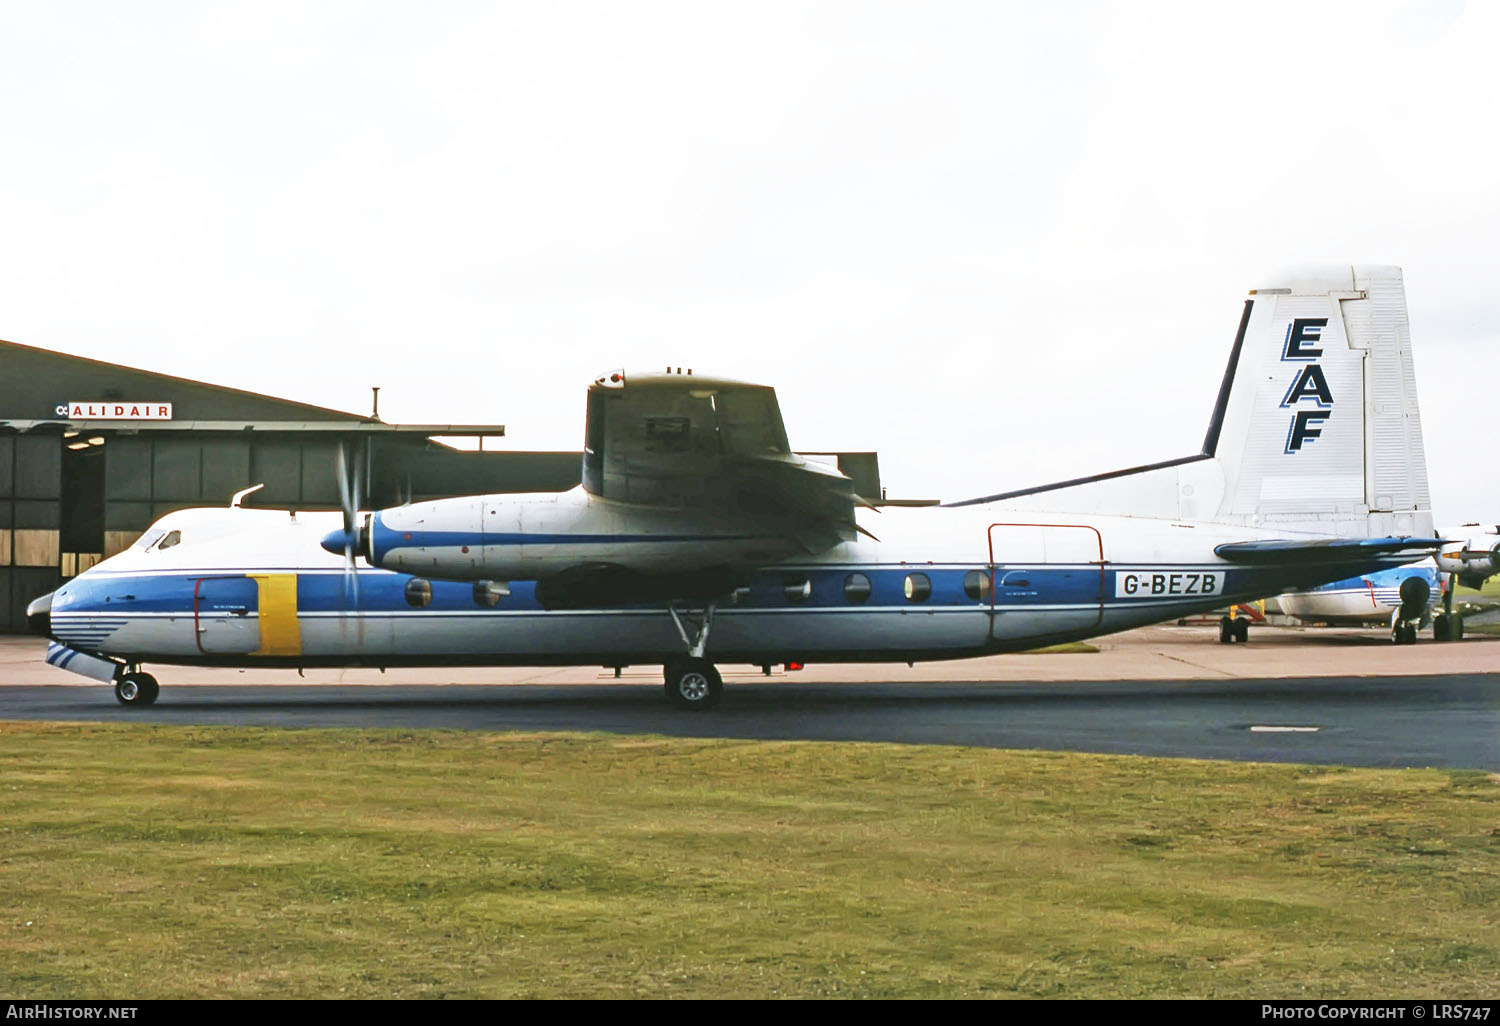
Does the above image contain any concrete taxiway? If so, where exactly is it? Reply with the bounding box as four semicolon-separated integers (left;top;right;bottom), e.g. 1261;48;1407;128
2;625;1496;769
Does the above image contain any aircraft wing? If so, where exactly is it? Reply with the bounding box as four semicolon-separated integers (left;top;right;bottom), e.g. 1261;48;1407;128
1214;536;1446;565
583;372;859;551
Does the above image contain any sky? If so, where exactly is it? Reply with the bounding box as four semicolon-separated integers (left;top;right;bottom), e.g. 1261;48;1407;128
1;0;1496;518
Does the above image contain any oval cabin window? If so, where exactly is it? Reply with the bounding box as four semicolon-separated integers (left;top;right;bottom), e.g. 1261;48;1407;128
843;572;872;604
405;578;433;608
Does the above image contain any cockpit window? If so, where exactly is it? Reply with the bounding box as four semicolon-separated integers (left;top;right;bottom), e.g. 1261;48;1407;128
133;529;166;551
154;530;182;551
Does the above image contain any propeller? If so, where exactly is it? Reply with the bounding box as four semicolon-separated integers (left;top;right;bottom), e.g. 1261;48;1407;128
328;441;366;644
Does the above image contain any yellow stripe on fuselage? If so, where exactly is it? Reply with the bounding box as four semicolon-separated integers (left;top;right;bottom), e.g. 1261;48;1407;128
251;573;302;656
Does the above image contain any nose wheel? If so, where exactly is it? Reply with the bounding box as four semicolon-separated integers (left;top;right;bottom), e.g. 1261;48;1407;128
664;658;722;711
114;672;160;707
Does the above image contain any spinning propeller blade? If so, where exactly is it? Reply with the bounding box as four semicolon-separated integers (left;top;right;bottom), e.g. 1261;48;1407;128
334;442;365;645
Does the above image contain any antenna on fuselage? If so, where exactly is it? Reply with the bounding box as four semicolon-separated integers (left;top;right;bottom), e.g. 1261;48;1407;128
230;483;265;509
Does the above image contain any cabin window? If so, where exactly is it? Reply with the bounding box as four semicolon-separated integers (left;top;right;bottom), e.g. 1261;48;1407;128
155;530;182;551
843;573;871;604
963;570;991;601
903;572;931;603
405;577;433;608
783;577;812;603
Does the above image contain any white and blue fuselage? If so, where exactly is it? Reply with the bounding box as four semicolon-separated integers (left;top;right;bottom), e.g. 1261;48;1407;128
44;494;1425;672
1278;561;1443;625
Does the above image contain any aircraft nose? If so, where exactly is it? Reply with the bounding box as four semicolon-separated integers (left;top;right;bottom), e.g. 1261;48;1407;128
26;591;53;638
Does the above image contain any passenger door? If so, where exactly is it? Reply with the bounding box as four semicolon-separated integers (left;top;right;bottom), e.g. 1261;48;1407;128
988;523;1104;643
194;576;260;654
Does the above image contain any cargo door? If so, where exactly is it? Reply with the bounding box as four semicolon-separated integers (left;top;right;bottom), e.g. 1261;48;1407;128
988;523;1104;643
194;576;259;654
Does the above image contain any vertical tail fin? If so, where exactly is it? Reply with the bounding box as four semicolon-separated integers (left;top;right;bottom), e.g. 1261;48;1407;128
1208;265;1432;537
953;265;1433;540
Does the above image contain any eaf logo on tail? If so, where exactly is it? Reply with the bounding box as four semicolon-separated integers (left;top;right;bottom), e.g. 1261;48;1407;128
1280;317;1333;453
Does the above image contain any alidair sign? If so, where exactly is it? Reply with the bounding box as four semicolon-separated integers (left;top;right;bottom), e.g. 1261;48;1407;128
56;402;174;420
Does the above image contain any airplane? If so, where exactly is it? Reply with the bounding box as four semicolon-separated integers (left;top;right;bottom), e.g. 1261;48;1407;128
1276;524;1499;641
28;265;1447;711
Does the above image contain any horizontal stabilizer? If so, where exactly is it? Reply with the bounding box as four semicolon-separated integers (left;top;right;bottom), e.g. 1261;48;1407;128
1214;536;1445;565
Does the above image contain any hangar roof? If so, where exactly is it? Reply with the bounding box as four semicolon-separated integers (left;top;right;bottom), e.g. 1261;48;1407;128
0;338;503;436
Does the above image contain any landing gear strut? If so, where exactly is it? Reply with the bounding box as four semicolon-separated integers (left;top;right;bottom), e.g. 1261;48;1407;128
663;602;722;710
114;669;159;707
1433;572;1465;642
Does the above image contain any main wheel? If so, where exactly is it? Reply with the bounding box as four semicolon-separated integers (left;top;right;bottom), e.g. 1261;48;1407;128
1218;616;1233;644
1434;614;1452;642
1232;618;1250;643
663;659;723;711
114;672;159;707
1391;623;1417;645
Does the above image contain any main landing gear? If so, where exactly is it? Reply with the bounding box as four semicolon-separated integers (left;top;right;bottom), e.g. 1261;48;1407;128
1390;620;1419;645
1432;571;1465;642
663;602;723;710
1433;612;1465;642
663;657;723;710
114;668;159;707
1217;615;1250;644
1390;575;1434;645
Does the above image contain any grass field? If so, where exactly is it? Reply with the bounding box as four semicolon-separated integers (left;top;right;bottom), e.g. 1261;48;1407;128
1;722;1496;999
1456;574;1500;635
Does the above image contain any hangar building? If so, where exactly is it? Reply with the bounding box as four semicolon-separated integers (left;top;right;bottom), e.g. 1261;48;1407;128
0;339;882;632
0;339;556;632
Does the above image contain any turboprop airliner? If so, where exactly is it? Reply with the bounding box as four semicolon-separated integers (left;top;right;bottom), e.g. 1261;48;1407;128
1276;523;1499;641
29;265;1445;710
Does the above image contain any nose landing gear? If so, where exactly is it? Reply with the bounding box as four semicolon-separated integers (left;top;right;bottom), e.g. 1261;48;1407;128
114;669;160;707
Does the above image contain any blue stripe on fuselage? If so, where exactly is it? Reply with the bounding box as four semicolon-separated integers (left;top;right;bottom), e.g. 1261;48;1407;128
57;556;1435;625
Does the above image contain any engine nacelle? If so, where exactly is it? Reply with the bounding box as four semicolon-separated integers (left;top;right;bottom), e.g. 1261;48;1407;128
341;487;803;583
1435;526;1500;586
1397;575;1430;620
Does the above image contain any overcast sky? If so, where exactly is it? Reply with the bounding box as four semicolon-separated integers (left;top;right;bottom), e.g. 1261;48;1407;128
1;0;1495;519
